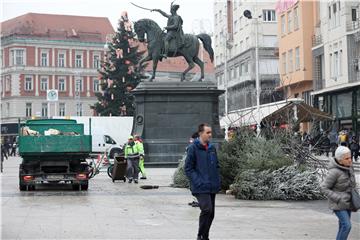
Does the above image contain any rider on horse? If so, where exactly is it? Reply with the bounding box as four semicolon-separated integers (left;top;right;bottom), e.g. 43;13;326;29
151;3;184;58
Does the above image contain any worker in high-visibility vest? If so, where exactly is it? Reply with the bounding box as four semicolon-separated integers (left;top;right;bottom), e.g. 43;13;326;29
124;136;143;183
134;135;147;180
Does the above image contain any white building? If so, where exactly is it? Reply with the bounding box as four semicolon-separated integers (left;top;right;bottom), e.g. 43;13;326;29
214;0;282;116
312;1;360;135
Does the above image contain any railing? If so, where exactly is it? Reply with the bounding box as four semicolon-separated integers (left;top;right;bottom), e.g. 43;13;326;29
347;19;360;32
313;78;325;91
312;34;322;47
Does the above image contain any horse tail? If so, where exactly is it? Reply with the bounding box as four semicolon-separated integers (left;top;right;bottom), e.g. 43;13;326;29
197;33;214;63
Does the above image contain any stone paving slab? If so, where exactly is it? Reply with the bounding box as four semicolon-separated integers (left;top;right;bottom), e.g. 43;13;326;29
1;157;360;239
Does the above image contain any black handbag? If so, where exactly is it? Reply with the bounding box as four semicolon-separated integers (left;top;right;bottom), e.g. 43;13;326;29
351;188;360;210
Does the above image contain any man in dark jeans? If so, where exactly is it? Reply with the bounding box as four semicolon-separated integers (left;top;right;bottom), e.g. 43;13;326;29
185;123;221;240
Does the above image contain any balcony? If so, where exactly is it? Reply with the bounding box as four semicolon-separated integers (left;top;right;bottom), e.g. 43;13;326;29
312;34;323;47
347;19;360;32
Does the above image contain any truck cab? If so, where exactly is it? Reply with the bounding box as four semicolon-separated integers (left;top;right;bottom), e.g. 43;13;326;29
91;134;123;159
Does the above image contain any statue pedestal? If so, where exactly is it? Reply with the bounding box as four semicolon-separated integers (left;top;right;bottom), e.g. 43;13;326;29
131;81;225;166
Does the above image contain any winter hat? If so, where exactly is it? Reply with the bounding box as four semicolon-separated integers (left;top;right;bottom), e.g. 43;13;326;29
335;146;351;161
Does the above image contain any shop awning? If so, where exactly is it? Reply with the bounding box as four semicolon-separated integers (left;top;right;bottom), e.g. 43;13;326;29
262;101;333;125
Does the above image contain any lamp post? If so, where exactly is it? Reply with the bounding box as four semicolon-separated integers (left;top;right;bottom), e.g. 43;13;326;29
220;17;230;140
244;8;261;136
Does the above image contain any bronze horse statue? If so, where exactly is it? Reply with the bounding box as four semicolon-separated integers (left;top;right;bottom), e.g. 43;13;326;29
134;18;214;82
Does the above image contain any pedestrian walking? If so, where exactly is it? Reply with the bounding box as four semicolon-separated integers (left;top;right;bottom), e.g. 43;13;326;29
1;143;8;173
349;136;359;162
124;136;144;184
10;140;17;157
339;130;348;147
185;123;221;240
329;129;338;157
134;135;147;180
320;146;357;240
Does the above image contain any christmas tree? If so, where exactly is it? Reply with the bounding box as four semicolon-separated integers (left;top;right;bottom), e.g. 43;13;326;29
92;11;146;116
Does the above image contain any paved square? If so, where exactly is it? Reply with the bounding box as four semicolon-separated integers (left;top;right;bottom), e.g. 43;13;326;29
1;157;360;239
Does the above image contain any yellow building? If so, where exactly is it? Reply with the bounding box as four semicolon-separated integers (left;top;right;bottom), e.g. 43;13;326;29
276;0;318;104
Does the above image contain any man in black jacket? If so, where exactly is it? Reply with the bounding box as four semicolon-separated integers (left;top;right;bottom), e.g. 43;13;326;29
185;123;221;240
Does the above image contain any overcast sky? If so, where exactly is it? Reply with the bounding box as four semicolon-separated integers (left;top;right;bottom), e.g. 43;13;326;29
1;0;215;34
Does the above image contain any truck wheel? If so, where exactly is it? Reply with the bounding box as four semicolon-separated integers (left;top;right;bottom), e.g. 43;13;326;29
19;184;26;191
72;184;80;191
81;183;88;191
107;165;114;179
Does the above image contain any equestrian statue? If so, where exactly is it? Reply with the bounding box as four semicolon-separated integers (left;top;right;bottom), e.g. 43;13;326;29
132;2;214;82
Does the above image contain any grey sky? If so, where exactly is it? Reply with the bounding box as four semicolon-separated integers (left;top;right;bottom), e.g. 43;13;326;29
1;0;214;34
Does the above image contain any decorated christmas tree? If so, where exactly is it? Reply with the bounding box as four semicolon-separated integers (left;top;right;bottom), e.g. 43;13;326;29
92;11;146;116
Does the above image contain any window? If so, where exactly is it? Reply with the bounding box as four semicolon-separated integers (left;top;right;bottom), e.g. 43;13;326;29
234;20;238;33
352;8;357;22
334;51;339;77
25;103;32;117
5;77;10;92
41;51;48;66
40;77;48;91
58;52;65;67
293;7;299;30
0;49;3;67
330;53;333;77
76;103;83;116
287;10;292;33
339;49;342;76
25;76;33;91
59;103;66;116
244;61;249;74
329;2;340;28
58;78;66;91
240;41;243;52
10;49;25;66
263;10;276;22
93;79;100;92
75;78;83;92
245;37;249;48
41;103;48;117
281;15;286;35
282;52;287;74
93;55;100;69
75;53;83;68
288;49;293;72
295;47;300;70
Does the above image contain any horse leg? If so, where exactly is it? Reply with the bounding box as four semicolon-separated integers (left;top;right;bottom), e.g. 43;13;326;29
150;58;159;82
139;55;152;68
193;56;204;81
181;56;195;82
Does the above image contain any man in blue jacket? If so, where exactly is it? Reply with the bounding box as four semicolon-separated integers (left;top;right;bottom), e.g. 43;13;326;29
185;123;221;240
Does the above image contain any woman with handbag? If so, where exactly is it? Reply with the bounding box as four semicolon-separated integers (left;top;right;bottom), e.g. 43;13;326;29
321;146;358;240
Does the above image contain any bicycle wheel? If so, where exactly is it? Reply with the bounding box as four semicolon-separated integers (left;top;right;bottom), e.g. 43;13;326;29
88;166;95;179
107;164;114;179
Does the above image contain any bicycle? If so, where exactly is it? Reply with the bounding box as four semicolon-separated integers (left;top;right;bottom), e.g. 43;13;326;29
88;147;113;179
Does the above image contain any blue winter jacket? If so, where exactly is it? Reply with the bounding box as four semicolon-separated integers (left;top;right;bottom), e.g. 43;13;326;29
185;139;221;194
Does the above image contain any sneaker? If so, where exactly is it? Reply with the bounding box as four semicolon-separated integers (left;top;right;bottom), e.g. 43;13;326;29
140;176;147;180
128;179;132;183
134;179;138;184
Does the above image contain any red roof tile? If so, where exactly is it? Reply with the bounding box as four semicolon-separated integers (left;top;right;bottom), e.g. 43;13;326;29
1;13;114;43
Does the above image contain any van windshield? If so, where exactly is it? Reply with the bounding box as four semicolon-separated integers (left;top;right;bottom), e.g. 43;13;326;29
104;135;116;144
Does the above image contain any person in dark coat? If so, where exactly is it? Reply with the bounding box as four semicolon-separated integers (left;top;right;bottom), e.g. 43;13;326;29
185;123;221;240
349;136;359;162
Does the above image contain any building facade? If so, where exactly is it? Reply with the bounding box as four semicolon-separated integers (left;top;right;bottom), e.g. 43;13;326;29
312;1;360;136
214;0;282;116
0;13;114;123
276;0;318;105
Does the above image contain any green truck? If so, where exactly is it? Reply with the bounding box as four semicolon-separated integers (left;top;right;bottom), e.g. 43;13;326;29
18;119;92;191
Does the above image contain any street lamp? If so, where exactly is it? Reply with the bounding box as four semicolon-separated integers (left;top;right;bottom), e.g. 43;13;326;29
244;8;261;136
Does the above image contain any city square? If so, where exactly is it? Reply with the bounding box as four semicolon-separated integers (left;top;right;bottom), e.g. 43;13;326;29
1;0;360;239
